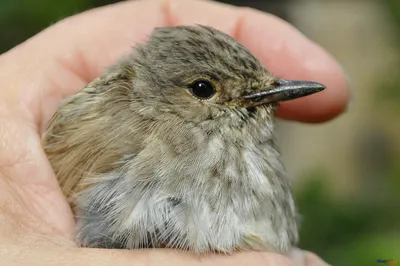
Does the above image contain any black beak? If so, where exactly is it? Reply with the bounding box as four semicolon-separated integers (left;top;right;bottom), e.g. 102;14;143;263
243;79;326;104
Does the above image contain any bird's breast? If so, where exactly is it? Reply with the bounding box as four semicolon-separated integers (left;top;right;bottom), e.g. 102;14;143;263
74;124;298;253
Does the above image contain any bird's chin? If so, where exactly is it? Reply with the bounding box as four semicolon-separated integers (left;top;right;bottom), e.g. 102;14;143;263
245;102;278;117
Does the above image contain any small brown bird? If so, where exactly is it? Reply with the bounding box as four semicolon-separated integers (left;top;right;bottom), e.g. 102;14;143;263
42;25;325;254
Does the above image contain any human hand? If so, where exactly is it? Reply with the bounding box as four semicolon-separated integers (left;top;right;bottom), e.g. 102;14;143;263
0;0;348;265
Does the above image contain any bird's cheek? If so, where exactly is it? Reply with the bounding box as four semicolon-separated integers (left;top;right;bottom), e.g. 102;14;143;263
173;104;211;123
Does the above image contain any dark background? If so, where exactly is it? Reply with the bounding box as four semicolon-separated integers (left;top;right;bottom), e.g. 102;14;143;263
1;0;399;265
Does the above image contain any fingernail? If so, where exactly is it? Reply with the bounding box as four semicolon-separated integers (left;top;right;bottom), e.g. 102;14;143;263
289;248;306;266
303;251;331;266
289;248;331;266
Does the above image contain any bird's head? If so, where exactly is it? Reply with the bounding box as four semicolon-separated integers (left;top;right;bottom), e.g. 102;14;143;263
125;25;325;130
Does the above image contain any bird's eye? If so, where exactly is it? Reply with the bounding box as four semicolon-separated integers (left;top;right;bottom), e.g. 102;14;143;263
188;79;216;100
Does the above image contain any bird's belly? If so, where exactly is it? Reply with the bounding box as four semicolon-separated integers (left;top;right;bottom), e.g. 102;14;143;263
75;137;297;253
75;171;296;254
143;193;295;254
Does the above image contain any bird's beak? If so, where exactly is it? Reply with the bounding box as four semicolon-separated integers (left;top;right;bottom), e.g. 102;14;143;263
243;79;326;105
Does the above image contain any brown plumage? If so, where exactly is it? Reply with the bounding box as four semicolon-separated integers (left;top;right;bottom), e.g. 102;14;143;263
42;25;325;253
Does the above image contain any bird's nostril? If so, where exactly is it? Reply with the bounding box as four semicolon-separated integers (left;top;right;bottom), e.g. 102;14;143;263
271;80;280;87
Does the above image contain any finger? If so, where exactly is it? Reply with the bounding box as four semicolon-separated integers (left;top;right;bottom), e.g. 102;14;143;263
146;250;294;266
1;0;349;128
166;0;350;122
8;247;294;266
0;0;167;132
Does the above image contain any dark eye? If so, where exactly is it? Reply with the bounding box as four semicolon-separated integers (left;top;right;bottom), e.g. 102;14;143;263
188;79;216;100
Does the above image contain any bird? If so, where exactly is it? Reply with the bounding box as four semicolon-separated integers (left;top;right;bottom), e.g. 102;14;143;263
42;25;325;254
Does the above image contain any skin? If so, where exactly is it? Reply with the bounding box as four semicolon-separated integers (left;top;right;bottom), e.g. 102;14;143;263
0;0;348;265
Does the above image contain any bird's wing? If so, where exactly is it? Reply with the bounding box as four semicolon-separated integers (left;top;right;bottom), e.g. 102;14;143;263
42;65;139;202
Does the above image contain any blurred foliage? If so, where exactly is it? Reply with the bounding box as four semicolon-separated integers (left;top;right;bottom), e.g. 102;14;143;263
295;168;400;265
0;0;399;265
296;1;400;264
0;0;119;54
385;0;400;36
376;0;400;106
